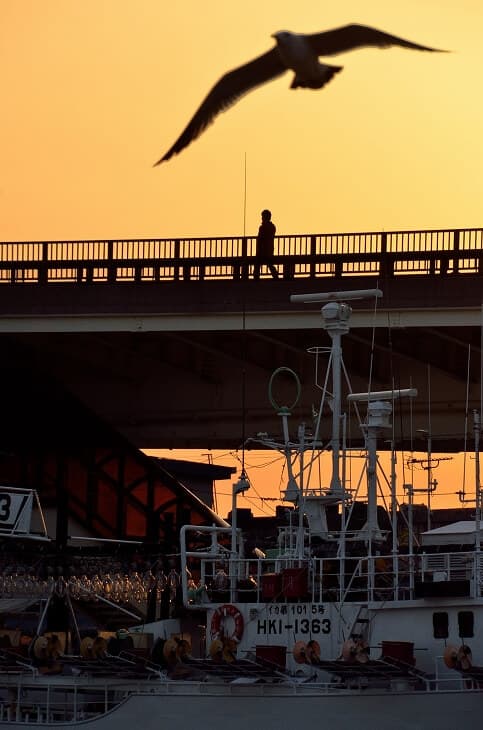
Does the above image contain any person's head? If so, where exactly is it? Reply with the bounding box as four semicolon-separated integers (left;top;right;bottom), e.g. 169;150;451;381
261;209;271;221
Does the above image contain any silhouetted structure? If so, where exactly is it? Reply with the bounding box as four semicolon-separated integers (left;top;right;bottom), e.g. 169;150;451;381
253;209;278;279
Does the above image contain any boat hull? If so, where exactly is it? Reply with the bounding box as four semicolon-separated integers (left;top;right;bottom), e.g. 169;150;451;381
0;687;481;730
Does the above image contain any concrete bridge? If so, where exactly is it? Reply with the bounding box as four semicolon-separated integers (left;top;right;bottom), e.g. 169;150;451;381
1;226;482;453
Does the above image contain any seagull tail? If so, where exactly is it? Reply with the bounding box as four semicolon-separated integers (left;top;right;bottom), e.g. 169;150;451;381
290;64;343;90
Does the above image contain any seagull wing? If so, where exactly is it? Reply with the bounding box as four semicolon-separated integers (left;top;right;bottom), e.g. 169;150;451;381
155;47;285;164
306;24;444;56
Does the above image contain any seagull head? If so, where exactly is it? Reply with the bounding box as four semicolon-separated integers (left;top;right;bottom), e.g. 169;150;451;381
272;30;307;59
272;31;292;45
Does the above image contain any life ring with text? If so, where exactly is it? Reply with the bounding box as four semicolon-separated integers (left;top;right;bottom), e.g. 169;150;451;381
210;604;244;642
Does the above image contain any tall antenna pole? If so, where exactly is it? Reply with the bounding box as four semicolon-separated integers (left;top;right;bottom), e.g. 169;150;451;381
243;152;247;237
241;151;248;476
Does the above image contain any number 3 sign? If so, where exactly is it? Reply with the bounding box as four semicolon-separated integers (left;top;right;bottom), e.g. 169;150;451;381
0;488;34;534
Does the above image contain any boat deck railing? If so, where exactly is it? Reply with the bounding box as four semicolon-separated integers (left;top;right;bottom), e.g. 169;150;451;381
0;671;480;724
186;549;482;606
0;677;139;724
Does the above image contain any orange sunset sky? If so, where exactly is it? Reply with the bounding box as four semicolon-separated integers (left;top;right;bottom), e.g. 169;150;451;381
2;1;483;517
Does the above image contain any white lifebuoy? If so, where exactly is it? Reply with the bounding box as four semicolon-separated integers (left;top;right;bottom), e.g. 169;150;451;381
210;604;244;642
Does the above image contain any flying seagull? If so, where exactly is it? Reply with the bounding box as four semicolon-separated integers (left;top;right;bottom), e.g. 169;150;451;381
155;24;445;165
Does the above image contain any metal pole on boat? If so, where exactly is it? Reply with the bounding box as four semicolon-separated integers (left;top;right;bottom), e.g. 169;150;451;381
364;404;388;543
297;422;306;564
230;473;250;601
474;411;481;555
320;300;351;497
390;439;399;595
414;427;438;533
339;412;347;602
387;384;399;593
36;587;54;637
406;482;415;598
474;410;482;598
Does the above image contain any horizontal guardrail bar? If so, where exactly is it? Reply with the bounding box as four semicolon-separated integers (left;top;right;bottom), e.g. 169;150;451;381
0;227;481;284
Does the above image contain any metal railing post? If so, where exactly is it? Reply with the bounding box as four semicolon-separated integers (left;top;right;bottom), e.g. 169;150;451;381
38;241;49;285
174;239;180;281
241;237;249;280
107;241;115;283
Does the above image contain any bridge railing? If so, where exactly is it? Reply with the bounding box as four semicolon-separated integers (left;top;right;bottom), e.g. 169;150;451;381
1;227;482;284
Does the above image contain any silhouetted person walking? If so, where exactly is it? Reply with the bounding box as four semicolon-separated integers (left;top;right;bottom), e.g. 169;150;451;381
253;209;279;279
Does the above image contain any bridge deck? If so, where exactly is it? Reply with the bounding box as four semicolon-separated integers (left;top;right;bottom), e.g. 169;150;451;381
0;227;481;451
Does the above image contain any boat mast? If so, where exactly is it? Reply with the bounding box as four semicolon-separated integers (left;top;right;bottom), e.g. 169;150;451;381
348;390;417;545
290;289;383;499
289;289;383;567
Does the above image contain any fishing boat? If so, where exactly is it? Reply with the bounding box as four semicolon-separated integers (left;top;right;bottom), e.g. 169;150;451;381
0;288;482;729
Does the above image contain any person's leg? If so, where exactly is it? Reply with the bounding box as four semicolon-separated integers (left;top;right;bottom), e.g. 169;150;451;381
269;263;279;278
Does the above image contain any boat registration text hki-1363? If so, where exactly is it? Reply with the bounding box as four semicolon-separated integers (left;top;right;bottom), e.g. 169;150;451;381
255;605;331;635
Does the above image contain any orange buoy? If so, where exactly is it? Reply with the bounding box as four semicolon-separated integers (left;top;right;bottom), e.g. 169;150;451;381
293;641;308;664
306;639;321;664
210;604;244;642
443;645;459;669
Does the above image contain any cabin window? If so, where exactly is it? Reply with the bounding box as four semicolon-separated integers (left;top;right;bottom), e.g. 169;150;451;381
432;611;448;638
458;611;474;638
